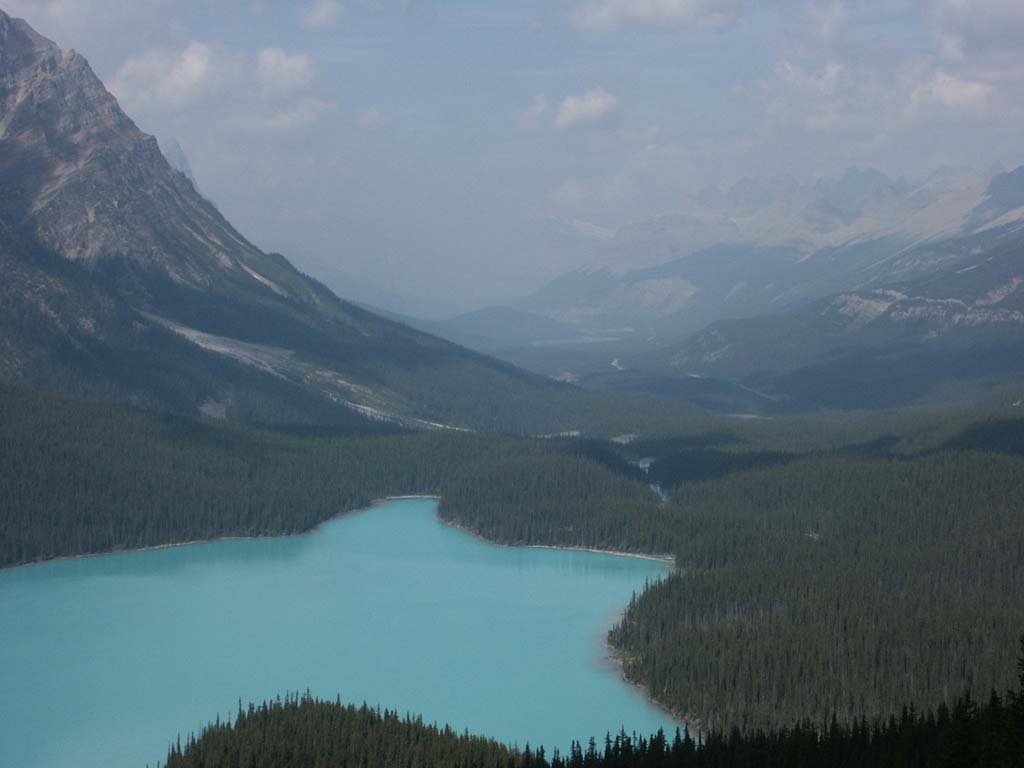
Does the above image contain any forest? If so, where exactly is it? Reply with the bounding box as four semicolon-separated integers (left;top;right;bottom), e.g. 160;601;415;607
165;641;1024;768
436;419;1024;731
3;384;1024;739
0;384;654;568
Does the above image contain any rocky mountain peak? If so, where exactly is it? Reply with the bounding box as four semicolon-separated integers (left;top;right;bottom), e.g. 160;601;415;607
0;10;58;71
0;11;306;305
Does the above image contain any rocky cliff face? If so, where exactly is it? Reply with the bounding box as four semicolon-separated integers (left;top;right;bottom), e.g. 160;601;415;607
0;11;601;433
0;9;325;307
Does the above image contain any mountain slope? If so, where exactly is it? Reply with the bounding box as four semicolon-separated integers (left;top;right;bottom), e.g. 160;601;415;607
0;11;701;435
511;165;1022;347
661;220;1024;408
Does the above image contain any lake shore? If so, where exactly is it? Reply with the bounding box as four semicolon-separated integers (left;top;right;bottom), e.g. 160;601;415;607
3;494;675;572
2;495;680;767
440;515;676;567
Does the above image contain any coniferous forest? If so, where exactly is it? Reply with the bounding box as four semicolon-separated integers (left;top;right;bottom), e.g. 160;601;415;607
167;641;1024;768
0;385;651;568
3;383;1024;752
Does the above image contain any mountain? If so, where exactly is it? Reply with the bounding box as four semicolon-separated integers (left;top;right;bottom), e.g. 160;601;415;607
0;10;700;435
660;216;1024;408
509;166;1016;350
158;137;199;188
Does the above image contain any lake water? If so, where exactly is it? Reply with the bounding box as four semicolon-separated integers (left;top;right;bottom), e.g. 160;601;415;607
0;498;675;768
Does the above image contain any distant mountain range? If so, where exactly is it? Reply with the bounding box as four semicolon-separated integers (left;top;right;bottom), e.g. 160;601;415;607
4;8;1021;422
0;10;678;435
660;219;1024;409
429;162;1024;411
511;165;1023;342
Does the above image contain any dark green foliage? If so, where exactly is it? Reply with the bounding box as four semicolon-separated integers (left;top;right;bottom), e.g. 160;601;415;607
166;647;1024;767
165;695;520;768
6;383;1024;739
645;448;797;488
0;385;656;568
609;453;1024;731
940;417;1024;457
420;419;1024;732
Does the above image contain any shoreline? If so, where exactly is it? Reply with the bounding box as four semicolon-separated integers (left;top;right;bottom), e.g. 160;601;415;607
441;516;676;568
0;494;448;574
2;493;687;735
603;647;698;737
524;542;674;566
0;494;676;573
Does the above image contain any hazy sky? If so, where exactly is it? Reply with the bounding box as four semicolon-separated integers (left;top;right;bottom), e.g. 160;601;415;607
5;0;1024;311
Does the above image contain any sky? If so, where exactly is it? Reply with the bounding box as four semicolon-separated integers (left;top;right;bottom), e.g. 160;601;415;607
4;0;1024;313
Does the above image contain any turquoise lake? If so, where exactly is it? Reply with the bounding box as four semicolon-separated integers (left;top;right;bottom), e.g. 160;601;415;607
0;498;676;767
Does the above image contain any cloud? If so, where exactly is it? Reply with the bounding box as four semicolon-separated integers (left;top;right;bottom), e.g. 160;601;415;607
752;56;909;140
264;98;336;132
257;48;316;93
555;88;617;129
110;41;334;137
570;0;743;33
912;70;993;108
924;0;1024;59
519;95;549;128
301;0;344;29
807;0;847;43
111;42;231;109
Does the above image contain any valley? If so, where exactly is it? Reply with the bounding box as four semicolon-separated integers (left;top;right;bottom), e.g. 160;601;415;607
1;5;1023;768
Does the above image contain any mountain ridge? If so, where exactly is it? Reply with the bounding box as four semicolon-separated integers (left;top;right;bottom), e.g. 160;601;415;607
508;164;1024;347
0;9;703;435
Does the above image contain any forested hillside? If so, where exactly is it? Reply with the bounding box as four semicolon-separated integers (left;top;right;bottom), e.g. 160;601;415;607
0;385;655;568
612;452;1024;730
166;657;1024;768
431;418;1024;732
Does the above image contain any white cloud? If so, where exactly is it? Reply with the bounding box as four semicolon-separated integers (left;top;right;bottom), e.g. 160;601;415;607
570;0;743;33
519;95;549;127
264;98;336;132
555;88;617;129
752;56;909;140
301;0;344;29
775;59;843;98
924;0;1024;59
110;41;333;137
257;48;316;94
111;42;230;109
912;70;993;108
807;0;847;43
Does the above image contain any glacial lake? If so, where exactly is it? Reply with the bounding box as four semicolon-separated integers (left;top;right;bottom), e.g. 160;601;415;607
0;498;675;768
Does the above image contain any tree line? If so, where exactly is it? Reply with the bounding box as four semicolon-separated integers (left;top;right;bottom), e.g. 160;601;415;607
165;639;1024;767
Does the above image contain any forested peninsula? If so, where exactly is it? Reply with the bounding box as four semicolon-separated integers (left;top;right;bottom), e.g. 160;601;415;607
168;649;1024;768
